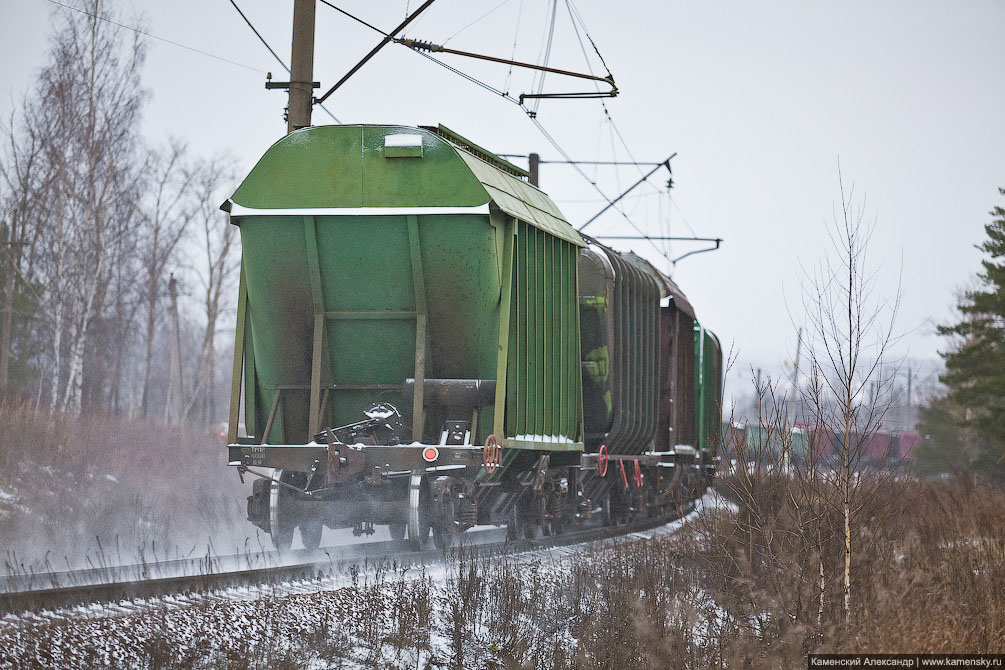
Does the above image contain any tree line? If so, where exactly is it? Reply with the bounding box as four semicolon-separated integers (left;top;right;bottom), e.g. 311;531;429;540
918;188;1005;482
0;0;239;424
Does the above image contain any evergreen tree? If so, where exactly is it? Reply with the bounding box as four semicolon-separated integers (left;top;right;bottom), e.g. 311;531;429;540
0;221;40;394
931;188;1005;480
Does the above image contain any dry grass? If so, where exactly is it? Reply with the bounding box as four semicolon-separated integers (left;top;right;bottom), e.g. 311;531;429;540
0;400;251;572
2;477;1002;669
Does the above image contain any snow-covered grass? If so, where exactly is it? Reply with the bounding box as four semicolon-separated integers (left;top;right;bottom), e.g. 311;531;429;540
2;469;1003;668
0;401;252;574
0;505;728;670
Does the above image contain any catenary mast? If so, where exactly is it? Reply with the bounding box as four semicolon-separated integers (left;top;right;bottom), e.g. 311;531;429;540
287;0;316;133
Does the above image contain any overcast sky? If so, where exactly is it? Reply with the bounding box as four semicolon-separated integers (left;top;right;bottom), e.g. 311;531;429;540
3;0;1004;396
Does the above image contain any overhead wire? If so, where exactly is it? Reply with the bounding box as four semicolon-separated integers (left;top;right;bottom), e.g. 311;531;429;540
45;0;263;73
502;0;525;94
228;0;341;123
319;0;522;104
525;115;668;260
563;0;682;268
530;0;559;116
442;0;515;45
403;0;412;35
564;0;612;79
227;0;286;71
558;1;671;257
318;0;386;35
671;199;698;237
314;0;675;260
413;49;522;104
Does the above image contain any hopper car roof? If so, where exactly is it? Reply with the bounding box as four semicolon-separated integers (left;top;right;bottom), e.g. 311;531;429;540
222;123;584;247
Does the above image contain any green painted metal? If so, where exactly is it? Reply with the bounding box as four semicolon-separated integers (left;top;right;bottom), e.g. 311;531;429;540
453;150;583;247
304;215;326;437
504;219;583;449
236;211;492;444
227;124;588;471
700;329;724;462
694;324;724;461
243;294;258;439
406;214;427;441
226;124;584;249
492;215;516;440
229;126;487;209
228;264;248;444
421;125;530;178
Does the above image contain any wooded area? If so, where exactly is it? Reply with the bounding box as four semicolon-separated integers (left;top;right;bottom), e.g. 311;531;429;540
0;0;237;425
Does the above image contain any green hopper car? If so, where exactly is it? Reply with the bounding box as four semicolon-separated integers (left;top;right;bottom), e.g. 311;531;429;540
225;124;722;549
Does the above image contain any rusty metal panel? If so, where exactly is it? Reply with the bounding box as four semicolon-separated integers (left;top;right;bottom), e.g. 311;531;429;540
580;244;661;455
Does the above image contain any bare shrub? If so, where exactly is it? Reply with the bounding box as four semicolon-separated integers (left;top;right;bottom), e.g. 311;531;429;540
0;399;249;571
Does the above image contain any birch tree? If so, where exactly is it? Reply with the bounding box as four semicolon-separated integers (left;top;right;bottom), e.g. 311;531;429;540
801;167;901;620
139;142;195;417
31;0;147;413
183;156;238;424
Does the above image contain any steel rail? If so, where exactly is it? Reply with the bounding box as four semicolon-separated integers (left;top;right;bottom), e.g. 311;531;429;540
0;499;698;618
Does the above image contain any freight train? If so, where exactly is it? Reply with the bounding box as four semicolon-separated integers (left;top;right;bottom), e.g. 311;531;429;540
223;124;722;550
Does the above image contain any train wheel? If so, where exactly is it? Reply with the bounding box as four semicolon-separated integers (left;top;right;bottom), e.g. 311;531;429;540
598;491;614;526
269;469;295;551
388;523;407;542
605;489;630;526
432;482;457;550
520;494;545;539
406;470;431;551
506;506;520;540
299;519;323;550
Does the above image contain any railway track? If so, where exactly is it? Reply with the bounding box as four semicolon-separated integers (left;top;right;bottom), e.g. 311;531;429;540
0;497;700;621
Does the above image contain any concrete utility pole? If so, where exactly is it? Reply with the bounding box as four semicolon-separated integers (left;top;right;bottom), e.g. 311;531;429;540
287;0;317;134
788;327;802;425
906;366;913;429
165;274;184;424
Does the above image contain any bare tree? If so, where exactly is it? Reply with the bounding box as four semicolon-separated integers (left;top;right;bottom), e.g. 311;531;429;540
800;166;902;619
139;141;195;418
16;0;149;414
183;156;238;425
702;167;904;650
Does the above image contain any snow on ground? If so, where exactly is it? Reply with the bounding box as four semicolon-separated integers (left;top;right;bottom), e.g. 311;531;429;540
0;490;732;669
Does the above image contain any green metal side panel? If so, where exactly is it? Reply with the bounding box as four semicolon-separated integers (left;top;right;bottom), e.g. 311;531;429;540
504;220;583;451
698;329;723;462
239;212;501;444
226;124;586;451
228;124;584;249
741;423;808;461
695;323;704;454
